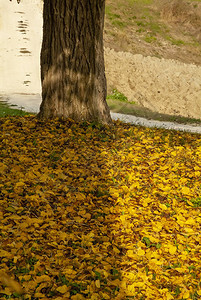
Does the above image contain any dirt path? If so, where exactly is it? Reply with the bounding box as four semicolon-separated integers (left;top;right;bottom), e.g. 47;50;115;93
105;47;201;120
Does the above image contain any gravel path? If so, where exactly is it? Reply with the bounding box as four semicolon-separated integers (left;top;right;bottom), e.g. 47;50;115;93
111;112;201;134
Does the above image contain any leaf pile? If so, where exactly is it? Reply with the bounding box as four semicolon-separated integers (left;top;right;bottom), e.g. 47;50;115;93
0;116;201;300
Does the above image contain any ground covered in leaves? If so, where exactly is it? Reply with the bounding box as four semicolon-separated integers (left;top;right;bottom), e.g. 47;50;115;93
0;116;201;300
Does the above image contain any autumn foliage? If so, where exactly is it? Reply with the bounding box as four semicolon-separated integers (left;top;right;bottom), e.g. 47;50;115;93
0;116;201;299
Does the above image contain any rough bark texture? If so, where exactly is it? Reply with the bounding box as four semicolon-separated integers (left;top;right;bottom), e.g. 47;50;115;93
38;0;112;124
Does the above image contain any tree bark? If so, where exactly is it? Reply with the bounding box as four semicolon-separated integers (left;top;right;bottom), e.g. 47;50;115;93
38;0;112;124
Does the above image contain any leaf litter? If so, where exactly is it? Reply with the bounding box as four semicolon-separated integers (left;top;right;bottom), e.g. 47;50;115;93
0;116;201;300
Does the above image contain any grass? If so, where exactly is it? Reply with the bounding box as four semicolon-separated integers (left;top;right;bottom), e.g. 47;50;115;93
107;89;131;103
104;0;201;65
105;1;172;52
190;197;201;207
128;0;153;5
105;0;168;41
171;39;185;46
165;36;186;46
0;102;31;117
105;6;126;28
135;18;168;39
107;98;201;125
144;34;157;43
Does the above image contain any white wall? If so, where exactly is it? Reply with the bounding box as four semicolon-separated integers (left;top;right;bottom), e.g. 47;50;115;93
0;0;42;94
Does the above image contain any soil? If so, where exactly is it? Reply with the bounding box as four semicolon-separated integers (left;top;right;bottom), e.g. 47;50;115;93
105;47;201;121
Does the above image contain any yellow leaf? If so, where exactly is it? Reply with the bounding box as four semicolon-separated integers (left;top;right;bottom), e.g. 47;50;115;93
110;279;121;286
0;250;13;259
111;192;119;199
127;284;136;294
71;294;85;300
102;293;110;299
59;232;68;240
113;246;120;254
153;222;163;232
138;248;145;256
0;162;6;174
13;256;20;263
0;271;23;294
95;279;100;288
56;285;69;294
181;186;191;195
186;217;196;225
120;215;126;223
171;151;177;156
168;245;177;255
184;227;194;233
84;213;91;219
76;193;86;201
166;293;174;300
133;282;144;288
91;293;99;300
64;268;77;276
35;275;51;283
22;275;31;281
36;282;50;293
64;292;70;298
2;287;12;295
74;216;84;223
34;293;45;297
15;181;25;188
103;270;110;278
19;222;29;229
176;215;185;226
127;249;137;258
159;203;168;210
182;291;190;298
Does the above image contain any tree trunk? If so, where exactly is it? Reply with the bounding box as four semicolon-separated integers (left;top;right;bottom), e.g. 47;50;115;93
38;0;112;124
